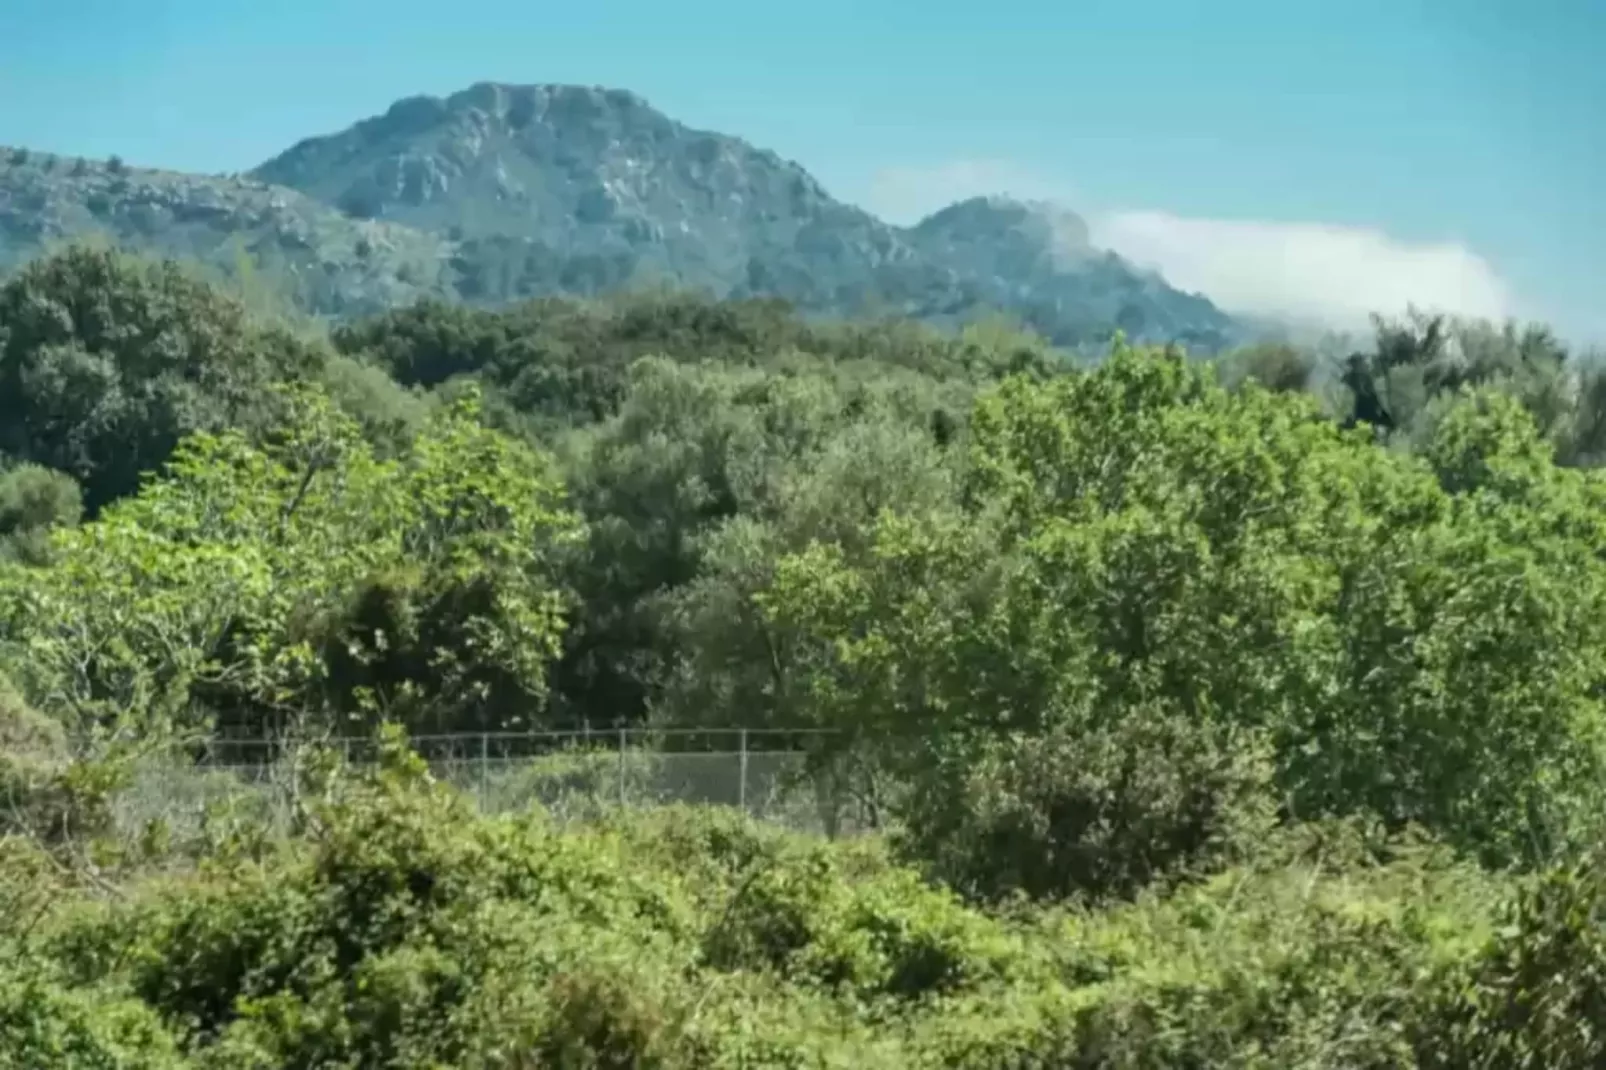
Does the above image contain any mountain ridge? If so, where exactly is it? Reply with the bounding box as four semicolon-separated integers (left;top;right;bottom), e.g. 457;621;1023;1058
1;82;1243;350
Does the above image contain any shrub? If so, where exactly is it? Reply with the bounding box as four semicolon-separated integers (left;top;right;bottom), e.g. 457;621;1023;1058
915;829;1501;1068
895;707;1280;904
0;741;1555;1068
0;462;82;563
0;965;182;1070
1419;843;1606;1069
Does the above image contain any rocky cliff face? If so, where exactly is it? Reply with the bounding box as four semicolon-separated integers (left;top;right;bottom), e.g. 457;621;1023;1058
252;83;924;301
911;196;1094;277
906;196;1233;348
0;148;454;316
2;84;1242;350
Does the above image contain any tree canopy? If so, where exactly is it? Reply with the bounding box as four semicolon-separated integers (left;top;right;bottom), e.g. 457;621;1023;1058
6;245;1606;1066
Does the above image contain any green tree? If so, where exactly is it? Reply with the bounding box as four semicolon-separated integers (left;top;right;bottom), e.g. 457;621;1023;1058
0;245;326;513
1336;309;1584;461
0;462;82;564
553;356;966;725
656;414;958;730
758;344;1606;883
0;385;580;742
1216;339;1318;394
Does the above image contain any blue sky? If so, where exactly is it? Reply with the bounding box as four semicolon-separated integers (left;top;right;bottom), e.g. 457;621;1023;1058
1;0;1601;340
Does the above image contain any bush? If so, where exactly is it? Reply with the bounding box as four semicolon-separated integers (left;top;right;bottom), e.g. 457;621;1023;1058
0;677;76;840
0;967;183;1070
1419;843;1606;1068
23;754;1049;1065
475;747;666;819
894;706;1280;904
0;462;82;563
914;828;1501;1069
0;672;65;756
14;737;1601;1067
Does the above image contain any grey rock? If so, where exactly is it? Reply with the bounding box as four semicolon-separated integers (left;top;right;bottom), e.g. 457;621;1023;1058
1;83;1243;350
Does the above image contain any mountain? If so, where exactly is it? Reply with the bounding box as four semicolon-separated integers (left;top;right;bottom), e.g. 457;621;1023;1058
0;147;455;316
905;197;1233;348
1;83;1244;350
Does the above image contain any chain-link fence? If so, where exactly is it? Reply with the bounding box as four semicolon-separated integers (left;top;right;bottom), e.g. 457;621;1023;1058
110;728;871;839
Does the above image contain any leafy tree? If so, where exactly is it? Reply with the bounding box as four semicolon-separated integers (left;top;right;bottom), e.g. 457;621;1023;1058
553;357;965;725
1216;339;1318;394
332;288;1052;441
0;246;326;513
312;351;433;457
0;385;580;742
758;344;1606;875
1336;308;1584;458
319;390;583;733
657;414;957;720
0;462;82;564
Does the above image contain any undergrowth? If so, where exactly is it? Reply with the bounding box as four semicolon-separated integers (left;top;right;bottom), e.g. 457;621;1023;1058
5;735;1604;1069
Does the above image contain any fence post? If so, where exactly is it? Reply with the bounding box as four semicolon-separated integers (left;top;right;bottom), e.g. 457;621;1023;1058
617;724;628;808
738;728;749;814
479;732;490;809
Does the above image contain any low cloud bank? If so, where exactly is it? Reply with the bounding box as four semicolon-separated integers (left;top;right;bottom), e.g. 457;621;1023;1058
1090;210;1511;327
863;159;1514;330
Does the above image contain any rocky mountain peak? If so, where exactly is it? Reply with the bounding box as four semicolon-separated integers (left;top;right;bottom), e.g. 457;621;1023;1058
248;82;892;298
251;82;830;230
2;82;1243;351
914;196;1093;264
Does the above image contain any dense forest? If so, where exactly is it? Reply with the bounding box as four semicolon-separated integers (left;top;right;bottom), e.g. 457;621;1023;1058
6;244;1606;1066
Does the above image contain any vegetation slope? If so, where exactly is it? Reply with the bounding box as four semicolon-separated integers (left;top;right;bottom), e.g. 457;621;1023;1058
4;244;1606;1066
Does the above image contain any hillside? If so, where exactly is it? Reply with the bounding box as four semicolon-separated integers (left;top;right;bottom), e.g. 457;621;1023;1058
0;147;455;316
5;215;1606;1067
906;195;1232;347
2;83;1241;349
253;82;911;299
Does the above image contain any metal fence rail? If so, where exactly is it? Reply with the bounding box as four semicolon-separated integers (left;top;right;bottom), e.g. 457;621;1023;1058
200;726;841;765
112;727;863;838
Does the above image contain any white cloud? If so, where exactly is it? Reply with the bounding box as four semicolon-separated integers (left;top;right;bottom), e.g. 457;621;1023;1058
1090;211;1512;327
859;159;1515;330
